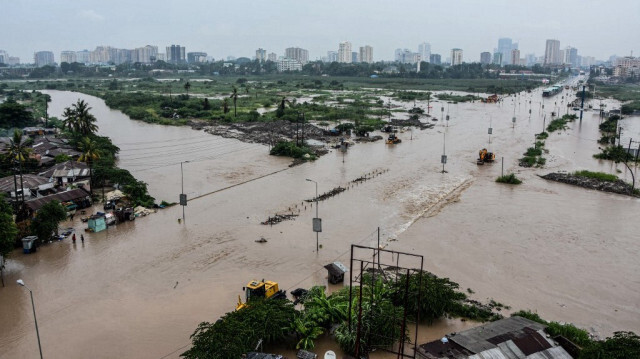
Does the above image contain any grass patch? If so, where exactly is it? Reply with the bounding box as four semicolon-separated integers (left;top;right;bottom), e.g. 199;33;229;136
524;147;542;156
546;114;577;133
536;132;549;140
573;170;618;182
270;141;316;160
496;173;522;184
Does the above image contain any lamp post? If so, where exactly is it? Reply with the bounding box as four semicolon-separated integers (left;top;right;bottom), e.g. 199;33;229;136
306;178;320;252
180;161;190;223
17;279;43;359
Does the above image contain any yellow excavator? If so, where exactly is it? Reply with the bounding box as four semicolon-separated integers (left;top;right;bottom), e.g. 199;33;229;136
386;133;402;144
236;279;287;310
477;148;495;165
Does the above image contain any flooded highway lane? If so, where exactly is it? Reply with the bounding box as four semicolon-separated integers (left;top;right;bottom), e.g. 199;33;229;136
0;85;638;358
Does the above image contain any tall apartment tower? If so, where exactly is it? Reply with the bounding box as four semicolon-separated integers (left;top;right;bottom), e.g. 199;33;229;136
544;39;561;65
256;48;267;62
418;42;431;63
166;45;186;63
497;38;512;65
34;51;55;67
359;45;373;63
450;48;463;65
480;52;492;65
285;47;309;64
511;49;521;66
60;51;77;64
338;41;352;63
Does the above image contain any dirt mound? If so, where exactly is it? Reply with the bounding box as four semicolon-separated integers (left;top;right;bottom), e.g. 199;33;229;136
540;173;638;197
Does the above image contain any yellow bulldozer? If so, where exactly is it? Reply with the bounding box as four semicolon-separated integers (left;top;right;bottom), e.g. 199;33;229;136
236;279;287;310
477;148;495;165
386;133;402;144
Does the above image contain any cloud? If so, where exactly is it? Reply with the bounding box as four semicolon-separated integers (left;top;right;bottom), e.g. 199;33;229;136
78;9;104;22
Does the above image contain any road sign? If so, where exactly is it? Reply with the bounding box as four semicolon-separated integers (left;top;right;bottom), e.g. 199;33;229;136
179;193;187;206
441;155;447;164
313;218;322;232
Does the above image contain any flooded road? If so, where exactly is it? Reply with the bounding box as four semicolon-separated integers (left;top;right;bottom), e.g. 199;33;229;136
1;83;638;358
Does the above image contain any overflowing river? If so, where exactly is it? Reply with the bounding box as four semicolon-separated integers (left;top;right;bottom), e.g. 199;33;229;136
0;83;638;358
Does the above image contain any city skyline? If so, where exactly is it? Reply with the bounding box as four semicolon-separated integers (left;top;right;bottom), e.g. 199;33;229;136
2;0;638;63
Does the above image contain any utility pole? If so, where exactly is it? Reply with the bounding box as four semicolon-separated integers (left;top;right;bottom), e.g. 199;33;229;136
180;161;189;223
441;130;447;173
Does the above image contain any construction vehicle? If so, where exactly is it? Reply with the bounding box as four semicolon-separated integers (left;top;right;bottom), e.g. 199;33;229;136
236;279;287;310
477;148;495;165
386;133;402;144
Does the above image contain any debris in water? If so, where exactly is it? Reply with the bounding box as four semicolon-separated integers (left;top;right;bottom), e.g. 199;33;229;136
261;213;299;225
255;237;268;243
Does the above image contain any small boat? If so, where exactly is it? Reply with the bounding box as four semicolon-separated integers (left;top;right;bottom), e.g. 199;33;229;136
324;351;336;359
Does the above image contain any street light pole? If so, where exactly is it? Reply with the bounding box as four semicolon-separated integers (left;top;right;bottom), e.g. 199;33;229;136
180;161;190;223
17;279;43;359
306;179;319;252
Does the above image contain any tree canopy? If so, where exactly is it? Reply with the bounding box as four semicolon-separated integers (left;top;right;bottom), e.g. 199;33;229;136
0;194;18;258
30;200;67;242
0;99;34;129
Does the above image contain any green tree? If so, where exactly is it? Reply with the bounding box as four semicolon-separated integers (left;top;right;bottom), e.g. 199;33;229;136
580;331;640;359
290;315;324;350
222;98;230;114
78;137;100;196
6;130;32;202
63;100;98;136
30;200;67;243
230;87;239;117
0;98;34;128
0;194;18;259
181;299;295;359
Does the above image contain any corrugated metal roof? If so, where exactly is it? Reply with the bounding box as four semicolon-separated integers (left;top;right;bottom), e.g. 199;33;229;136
496;341;525;359
525;346;573;359
25;188;90;211
39;161;88;178
452;317;546;353
52;168;91;178
0;174;51;192
468;348;508;359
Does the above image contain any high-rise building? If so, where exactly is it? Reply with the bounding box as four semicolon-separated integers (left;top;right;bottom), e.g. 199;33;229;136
285;47;309;64
480;52;492;65
60;51;76;63
510;49;520;66
7;57;20;65
525;54;536;67
497;38;513;65
430;54;441;65
133;45;158;63
267;53;277;62
418;42;431;63
395;49;419;64
492;52;503;65
256;48;267;62
326;51;338;63
0;50;7;64
166;45;186;63
450;48;463;65
359;46;373;63
34;51;55;67
76;50;90;64
544;39;561;65
565;47;579;67
90;46;116;63
277;57;302;72
352;52;359;63
187;52;208;63
338;41;352;63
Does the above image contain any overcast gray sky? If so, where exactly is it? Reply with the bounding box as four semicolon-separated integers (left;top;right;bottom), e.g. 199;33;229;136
2;0;638;63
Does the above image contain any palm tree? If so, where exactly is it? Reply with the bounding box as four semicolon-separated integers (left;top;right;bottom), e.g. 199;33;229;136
63;100;98;136
230;87;238;117
222;98;230;114
184;82;191;98
7;130;31;203
78;137;101;196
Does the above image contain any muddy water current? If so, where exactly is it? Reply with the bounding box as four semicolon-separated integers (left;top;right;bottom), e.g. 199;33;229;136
1;82;638;358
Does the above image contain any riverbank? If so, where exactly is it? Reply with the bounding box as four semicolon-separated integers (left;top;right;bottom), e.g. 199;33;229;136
541;172;639;197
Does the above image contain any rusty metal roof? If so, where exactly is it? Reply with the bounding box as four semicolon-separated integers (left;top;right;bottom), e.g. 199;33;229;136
25;188;90;211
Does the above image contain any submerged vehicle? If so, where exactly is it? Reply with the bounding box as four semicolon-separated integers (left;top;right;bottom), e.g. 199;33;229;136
477;148;496;165
386;133;401;144
236;279;287;310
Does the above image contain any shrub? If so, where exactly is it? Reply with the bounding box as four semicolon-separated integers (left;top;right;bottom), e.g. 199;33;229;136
496;173;522;184
525;147;542;156
270;141;316;160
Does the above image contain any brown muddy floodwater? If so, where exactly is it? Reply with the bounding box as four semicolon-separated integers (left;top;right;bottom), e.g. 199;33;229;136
1;82;638;358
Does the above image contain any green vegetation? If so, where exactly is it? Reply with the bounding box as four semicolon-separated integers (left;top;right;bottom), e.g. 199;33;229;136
183;270;506;357
30;200;67;243
587;82;640;115
0;98;37;129
520;141;546;168
594;115;639;163
512;311;640;358
496;173;523;184
524;147;542;156
573;170;618;182
270;141;316;160
0;194;18;258
546;114;577;133
536;131;549;140
181;299;296;359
